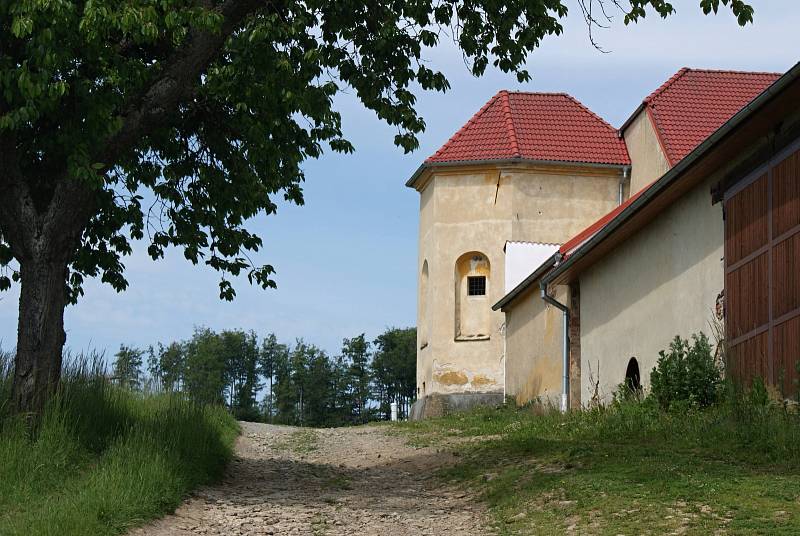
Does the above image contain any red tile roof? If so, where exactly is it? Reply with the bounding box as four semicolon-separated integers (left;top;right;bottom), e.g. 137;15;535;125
426;91;630;166
643;68;781;165
561;68;781;259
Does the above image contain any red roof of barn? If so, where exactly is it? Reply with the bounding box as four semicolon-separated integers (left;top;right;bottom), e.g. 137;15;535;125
638;68;781;165
425;91;630;166
560;68;781;260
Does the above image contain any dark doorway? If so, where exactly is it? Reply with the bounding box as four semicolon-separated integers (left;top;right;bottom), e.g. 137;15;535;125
625;358;641;392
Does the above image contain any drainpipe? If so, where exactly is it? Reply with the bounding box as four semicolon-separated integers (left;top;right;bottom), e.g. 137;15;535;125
618;166;630;205
501;322;507;402
541;279;570;413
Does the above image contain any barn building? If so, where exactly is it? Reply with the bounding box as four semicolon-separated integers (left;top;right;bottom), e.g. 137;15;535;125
409;64;799;417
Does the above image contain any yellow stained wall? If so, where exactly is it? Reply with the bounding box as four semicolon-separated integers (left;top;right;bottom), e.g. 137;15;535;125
504;284;569;406
578;174;724;405
623;110;671;194
415;163;624;399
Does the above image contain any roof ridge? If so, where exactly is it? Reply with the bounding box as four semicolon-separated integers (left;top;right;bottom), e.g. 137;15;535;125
500;90;521;158
644;67;689;104
681;67;783;76
506;91;570;96
644;67;782;105
425;91;505;163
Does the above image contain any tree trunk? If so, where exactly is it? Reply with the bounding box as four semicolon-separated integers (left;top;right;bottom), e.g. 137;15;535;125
11;255;70;418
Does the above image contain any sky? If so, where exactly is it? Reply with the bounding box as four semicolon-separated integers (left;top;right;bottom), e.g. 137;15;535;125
1;1;798;359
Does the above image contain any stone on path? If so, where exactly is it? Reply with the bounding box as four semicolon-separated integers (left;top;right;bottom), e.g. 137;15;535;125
129;422;492;535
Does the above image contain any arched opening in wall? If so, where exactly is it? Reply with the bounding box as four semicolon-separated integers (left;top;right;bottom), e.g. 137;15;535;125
420;260;429;349
454;252;491;341
625;358;641;393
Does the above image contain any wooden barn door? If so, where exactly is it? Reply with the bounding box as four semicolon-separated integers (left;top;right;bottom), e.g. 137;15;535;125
725;143;800;396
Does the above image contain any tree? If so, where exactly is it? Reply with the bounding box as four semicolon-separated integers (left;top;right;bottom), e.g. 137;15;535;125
342;334;371;424
258;333;286;422
146;342;185;391
217;329;258;413
372;327;416;420
155;342;186;392
302;345;334;426
0;1;755;417
272;339;299;425
183;327;227;406
112;344;144;391
219;329;261;420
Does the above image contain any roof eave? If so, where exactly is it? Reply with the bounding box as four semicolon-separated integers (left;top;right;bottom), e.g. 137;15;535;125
405;163;428;189
542;61;800;288
406;157;630;190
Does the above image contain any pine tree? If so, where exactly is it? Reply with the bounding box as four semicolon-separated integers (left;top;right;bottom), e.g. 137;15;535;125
273;340;298;425
259;333;286;423
304;346;334;427
234;331;261;421
372;328;416;420
342;334;371;424
112;345;144;391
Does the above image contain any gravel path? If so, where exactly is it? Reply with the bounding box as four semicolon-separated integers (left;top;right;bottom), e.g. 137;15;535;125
131;422;492;535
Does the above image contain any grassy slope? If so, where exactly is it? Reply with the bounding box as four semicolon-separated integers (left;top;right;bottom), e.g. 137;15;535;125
396;400;800;535
0;358;239;536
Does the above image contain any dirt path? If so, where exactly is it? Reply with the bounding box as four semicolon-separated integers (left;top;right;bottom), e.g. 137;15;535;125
131;422;492;535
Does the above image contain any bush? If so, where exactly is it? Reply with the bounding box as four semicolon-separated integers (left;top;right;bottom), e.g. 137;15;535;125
649;333;721;410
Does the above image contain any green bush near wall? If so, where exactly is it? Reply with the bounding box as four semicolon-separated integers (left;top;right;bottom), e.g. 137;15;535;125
649;333;722;410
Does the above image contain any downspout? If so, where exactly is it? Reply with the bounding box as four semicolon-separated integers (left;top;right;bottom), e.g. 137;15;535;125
618;166;630;205
501;322;507;401
541;278;570;413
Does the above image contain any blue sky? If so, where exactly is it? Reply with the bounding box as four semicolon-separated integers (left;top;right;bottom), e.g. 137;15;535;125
1;1;798;358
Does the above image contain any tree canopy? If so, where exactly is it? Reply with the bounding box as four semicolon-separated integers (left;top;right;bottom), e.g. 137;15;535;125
136;326;417;425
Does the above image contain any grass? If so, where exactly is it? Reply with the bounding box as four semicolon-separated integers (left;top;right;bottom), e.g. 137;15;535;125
396;396;800;535
0;350;239;536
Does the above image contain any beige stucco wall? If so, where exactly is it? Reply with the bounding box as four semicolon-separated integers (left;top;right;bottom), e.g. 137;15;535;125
415;163;624;399
416;169;510;397
509;169;622;242
579;174;724;405
623;109;671;194
504;284;569;406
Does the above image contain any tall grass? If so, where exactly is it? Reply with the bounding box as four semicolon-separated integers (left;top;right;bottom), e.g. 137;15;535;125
0;349;239;536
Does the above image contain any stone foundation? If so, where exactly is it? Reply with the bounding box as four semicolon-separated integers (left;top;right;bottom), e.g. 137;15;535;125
409;392;504;420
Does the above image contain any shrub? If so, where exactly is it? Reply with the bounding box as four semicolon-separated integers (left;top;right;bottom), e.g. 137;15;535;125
649;333;721;410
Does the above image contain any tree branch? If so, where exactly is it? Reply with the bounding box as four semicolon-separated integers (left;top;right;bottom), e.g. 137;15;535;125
98;0;266;168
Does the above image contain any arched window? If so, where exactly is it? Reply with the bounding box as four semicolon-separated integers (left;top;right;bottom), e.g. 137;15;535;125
625;358;641;392
420;260;429;349
455;252;491;341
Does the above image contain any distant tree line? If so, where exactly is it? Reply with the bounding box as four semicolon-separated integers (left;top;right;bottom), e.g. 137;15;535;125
111;327;416;425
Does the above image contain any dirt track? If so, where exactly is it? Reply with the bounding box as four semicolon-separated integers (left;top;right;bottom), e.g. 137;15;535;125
131;422;491;535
